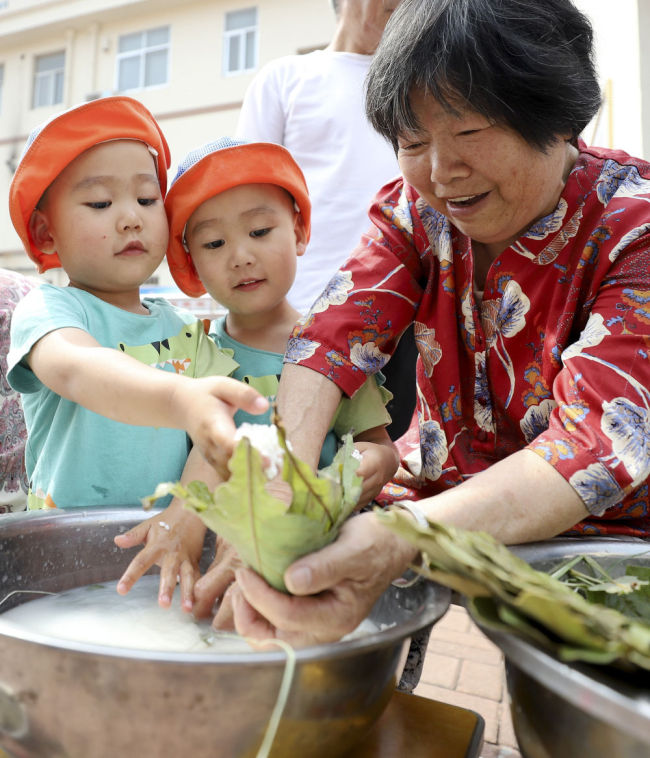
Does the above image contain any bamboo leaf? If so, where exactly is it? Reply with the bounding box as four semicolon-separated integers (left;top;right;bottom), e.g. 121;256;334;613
376;507;650;672
148;424;362;593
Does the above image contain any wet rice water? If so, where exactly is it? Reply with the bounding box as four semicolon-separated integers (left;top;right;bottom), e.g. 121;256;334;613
0;575;380;653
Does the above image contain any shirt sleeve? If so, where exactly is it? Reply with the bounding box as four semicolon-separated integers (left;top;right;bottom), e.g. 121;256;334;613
7;286;88;394
236;60;287;144
284;179;424;398
332;374;392;438
528;234;650;516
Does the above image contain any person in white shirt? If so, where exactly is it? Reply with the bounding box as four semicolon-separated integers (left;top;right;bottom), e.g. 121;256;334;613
236;0;401;315
237;0;417;442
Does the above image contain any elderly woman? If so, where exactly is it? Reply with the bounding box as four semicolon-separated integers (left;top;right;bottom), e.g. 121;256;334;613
212;0;650;645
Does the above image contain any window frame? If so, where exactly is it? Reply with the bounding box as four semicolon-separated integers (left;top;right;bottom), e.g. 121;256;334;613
32;50;65;109
223;7;258;76
115;25;170;93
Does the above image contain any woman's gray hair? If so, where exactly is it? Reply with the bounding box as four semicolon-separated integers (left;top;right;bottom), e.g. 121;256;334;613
366;0;601;151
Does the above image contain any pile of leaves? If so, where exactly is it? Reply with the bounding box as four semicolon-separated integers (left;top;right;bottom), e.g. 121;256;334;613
377;509;650;672
146;422;362;593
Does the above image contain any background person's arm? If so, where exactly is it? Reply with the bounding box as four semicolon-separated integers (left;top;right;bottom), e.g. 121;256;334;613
236;60;286;143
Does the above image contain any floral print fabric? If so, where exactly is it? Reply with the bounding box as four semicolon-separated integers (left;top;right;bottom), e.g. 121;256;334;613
0;269;35;513
286;144;650;537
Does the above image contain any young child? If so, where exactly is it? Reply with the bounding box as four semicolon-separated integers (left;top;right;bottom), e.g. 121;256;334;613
7;100;269;601
116;137;400;619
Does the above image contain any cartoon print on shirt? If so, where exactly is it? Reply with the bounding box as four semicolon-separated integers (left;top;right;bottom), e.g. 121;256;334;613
117;321;234;376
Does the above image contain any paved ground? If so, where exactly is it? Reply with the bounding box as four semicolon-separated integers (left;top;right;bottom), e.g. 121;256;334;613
413;604;523;758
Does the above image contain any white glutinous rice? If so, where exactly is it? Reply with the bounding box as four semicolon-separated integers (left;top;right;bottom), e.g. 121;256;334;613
0;576;384;653
234;423;288;479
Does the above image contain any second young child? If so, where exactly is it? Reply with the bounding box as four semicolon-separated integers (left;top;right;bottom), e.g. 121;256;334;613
117;138;400;619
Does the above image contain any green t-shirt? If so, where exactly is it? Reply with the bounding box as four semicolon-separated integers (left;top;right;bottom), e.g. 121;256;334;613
210;316;391;467
8;285;237;509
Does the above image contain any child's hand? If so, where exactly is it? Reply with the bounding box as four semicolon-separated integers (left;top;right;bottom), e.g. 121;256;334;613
353;437;400;507
192;536;244;626
114;500;206;612
174;376;269;478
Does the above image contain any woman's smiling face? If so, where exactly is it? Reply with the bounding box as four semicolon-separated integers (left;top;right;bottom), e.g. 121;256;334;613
396;88;578;259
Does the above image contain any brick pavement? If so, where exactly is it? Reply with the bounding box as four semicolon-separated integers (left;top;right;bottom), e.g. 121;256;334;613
413;604;523;758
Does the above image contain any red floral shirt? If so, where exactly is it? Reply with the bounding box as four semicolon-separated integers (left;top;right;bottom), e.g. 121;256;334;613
285;144;650;537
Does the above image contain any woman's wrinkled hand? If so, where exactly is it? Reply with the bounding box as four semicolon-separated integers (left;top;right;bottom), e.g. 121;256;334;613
230;511;418;646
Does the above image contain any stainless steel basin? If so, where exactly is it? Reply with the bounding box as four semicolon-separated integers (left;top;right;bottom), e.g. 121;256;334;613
0;508;450;758
474;538;650;758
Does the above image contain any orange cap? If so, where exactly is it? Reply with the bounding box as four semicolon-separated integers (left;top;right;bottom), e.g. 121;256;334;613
9;96;170;273
165;138;311;297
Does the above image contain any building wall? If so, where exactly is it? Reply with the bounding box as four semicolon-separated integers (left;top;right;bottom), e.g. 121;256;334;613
0;0;335;282
0;0;647;283
638;0;650;158
574;0;645;158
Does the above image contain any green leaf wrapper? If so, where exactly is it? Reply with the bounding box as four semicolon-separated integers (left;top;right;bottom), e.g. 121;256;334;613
146;427;362;593
376;508;650;672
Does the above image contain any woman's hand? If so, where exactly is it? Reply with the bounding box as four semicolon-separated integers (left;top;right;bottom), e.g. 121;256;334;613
230;511;418;646
114;500;207;611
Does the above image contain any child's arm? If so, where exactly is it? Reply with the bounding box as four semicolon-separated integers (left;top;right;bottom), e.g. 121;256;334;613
353;426;400;507
114;445;216;611
27;327;267;476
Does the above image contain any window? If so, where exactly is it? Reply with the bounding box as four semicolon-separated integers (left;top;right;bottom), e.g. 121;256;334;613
117;26;169;91
32;51;65;108
223;8;257;75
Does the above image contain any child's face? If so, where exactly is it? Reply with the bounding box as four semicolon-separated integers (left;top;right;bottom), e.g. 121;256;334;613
185;183;307;317
31;140;168;301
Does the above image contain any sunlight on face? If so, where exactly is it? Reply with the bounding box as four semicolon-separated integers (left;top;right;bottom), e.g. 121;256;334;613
35;140;168;302
396;89;577;259
185;183;306;320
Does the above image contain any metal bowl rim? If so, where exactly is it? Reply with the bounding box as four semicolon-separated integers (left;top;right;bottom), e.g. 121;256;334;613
472;536;650;746
0;508;451;665
479;625;650;746
0;588;450;665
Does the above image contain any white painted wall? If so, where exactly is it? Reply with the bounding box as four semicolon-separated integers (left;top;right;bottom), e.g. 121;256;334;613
574;0;645;157
0;0;646;282
0;0;335;280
